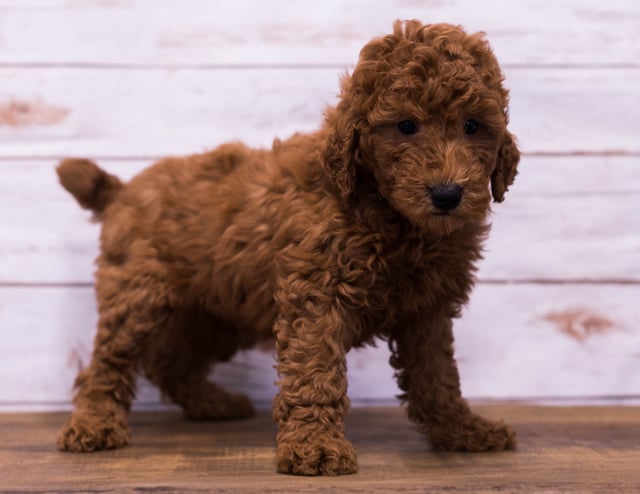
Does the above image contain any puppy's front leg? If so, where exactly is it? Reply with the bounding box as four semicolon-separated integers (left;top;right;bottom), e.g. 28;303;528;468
272;286;357;476
390;311;516;452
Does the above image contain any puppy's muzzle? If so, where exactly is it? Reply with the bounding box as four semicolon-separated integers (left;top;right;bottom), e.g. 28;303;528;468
429;184;463;212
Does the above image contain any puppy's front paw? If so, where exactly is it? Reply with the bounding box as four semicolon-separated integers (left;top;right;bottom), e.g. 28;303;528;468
429;415;516;452
276;435;358;476
57;412;130;452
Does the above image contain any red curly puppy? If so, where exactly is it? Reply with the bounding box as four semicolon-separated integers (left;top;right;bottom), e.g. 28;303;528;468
56;20;520;476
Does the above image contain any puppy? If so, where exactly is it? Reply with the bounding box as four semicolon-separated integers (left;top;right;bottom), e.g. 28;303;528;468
56;20;520;476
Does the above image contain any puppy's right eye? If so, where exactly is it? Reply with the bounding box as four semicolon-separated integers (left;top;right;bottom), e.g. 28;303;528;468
397;120;418;135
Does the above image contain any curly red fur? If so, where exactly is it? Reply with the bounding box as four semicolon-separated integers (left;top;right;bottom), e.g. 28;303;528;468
56;20;520;476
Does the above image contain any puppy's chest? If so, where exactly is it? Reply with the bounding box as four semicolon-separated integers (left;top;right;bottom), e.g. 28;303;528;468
383;260;444;310
370;241;476;322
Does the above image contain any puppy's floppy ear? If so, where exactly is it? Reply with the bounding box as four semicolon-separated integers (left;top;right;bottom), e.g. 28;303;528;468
321;101;361;203
491;130;520;203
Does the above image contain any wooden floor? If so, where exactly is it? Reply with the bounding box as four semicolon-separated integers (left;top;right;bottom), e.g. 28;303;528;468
1;405;639;493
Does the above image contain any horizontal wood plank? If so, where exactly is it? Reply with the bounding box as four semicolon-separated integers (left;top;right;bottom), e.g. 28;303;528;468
0;0;638;66
1;406;640;492
1;283;638;408
0;68;638;157
1;156;638;284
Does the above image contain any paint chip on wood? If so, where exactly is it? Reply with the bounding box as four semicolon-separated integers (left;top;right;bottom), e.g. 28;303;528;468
542;309;616;342
0;98;69;127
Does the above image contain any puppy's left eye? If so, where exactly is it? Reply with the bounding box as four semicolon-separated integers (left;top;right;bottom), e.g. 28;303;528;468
397;120;418;135
464;119;480;135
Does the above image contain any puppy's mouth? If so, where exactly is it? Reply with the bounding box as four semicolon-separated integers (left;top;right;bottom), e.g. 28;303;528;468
420;212;466;236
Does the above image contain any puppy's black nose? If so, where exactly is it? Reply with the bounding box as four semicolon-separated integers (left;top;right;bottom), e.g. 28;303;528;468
429;184;463;211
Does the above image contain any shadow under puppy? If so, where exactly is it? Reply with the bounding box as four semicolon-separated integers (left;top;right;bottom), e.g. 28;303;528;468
56;20;520;476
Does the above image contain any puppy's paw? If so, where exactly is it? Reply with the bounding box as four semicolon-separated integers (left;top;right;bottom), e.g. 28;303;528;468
276;435;358;476
429;415;516;452
57;413;130;452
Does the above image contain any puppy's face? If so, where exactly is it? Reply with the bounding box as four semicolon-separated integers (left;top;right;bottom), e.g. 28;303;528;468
360;101;506;235
324;21;520;236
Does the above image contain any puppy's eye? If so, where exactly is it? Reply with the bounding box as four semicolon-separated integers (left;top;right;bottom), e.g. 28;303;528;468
464;119;480;135
397;120;418;135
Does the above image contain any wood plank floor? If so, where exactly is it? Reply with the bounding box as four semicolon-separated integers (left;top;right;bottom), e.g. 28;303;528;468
1;405;639;493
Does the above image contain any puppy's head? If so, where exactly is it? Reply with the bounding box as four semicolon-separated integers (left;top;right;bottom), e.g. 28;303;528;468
322;20;520;235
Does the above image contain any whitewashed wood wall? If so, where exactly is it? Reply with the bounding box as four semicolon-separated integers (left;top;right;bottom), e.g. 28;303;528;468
0;0;638;411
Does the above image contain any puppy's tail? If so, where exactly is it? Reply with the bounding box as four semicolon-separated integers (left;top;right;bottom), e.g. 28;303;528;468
56;158;123;215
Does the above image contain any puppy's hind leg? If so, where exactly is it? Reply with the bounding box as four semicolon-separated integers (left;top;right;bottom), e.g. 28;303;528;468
58;271;174;453
142;307;255;421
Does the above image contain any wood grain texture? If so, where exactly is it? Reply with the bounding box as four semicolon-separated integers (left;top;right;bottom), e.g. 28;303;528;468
0;68;638;157
0;0;638;408
1;406;639;492
1;156;638;284
1;284;637;409
0;0;637;66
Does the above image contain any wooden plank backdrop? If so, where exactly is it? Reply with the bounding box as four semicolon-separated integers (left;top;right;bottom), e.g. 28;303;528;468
0;0;638;411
